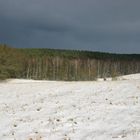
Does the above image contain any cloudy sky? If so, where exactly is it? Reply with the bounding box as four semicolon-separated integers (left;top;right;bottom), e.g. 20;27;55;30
0;0;140;53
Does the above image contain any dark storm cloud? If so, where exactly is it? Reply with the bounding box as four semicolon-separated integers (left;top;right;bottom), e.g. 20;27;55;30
0;0;140;53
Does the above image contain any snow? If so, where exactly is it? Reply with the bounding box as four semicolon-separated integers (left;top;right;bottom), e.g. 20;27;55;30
119;73;140;80
0;74;140;140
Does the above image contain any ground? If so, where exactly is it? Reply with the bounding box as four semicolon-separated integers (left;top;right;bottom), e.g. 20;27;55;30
0;74;140;140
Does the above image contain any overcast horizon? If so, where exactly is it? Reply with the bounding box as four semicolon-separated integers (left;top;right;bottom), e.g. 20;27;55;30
0;0;140;54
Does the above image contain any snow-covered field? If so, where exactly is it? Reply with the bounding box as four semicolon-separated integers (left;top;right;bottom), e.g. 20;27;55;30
0;74;140;140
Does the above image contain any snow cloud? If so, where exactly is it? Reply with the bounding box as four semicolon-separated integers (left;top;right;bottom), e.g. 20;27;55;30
0;0;140;53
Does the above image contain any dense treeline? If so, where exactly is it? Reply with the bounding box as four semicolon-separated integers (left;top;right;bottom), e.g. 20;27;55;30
0;44;26;79
0;44;140;80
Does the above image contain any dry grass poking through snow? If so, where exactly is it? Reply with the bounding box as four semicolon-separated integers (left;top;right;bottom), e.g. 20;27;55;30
0;74;140;140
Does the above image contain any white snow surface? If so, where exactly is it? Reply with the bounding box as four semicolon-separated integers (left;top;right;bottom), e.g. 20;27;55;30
0;74;140;140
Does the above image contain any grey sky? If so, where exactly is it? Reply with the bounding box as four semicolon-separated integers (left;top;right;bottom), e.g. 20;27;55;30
0;0;140;53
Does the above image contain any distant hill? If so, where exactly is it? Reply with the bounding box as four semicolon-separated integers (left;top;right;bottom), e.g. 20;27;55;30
0;44;140;80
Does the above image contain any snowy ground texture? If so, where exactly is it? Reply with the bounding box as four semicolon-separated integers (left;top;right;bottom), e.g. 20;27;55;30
0;74;140;140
